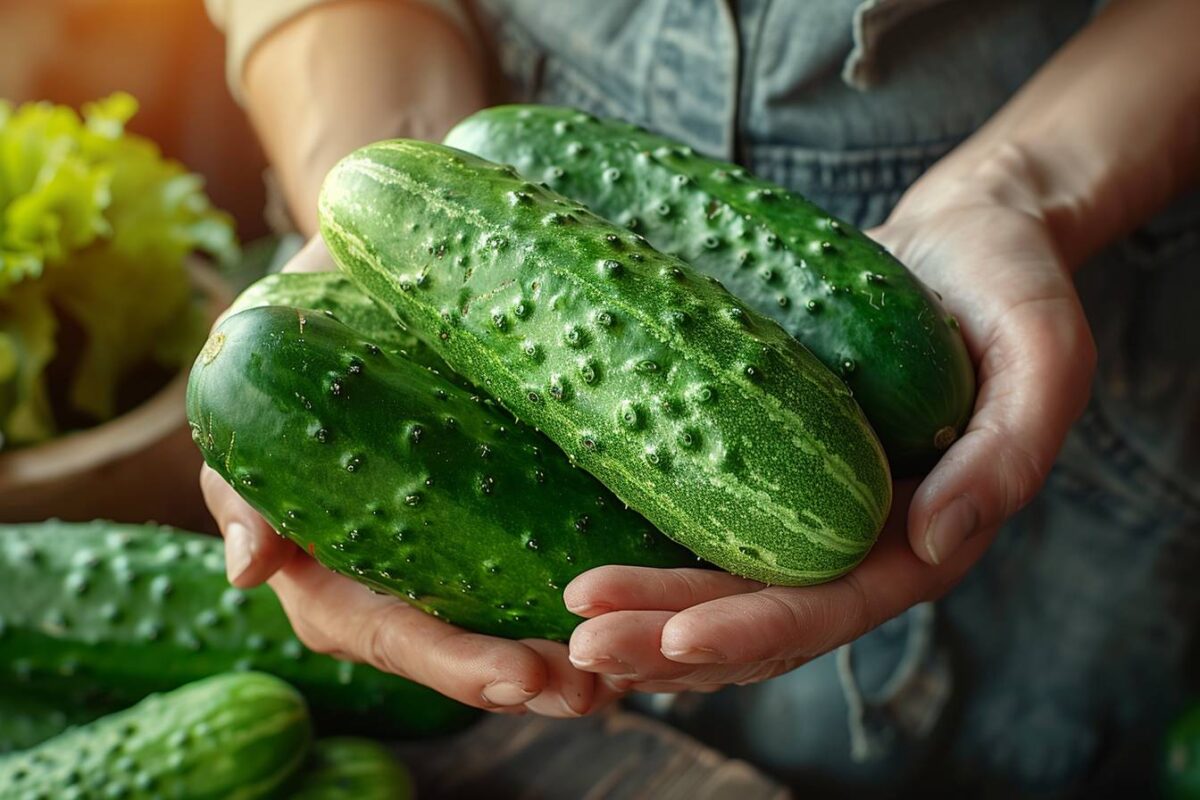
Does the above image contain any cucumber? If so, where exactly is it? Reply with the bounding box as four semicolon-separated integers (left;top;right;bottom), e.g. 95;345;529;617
282;738;413;800
1166;703;1200;800
0;690;103;754
444;105;976;476
227;271;467;390
0;521;478;738
0;672;311;800
187;307;697;640
318;140;892;585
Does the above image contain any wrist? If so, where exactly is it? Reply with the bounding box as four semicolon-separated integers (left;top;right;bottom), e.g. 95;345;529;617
891;140;1110;271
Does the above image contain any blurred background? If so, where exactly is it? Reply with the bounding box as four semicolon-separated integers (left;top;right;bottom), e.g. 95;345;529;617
0;0;268;240
0;0;282;530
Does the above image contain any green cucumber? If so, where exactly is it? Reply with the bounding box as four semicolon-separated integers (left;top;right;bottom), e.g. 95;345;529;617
0;521;478;738
444;105;976;475
1166;703;1200;800
0;672;311;800
187;307;696;640
0;690;103;754
319;140;892;585
282;738;413;800
227;271;467;390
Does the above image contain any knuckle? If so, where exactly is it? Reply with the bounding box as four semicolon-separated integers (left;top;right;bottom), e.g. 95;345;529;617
287;615;339;657
360;605;413;677
838;572;879;642
1000;439;1050;517
972;423;1051;521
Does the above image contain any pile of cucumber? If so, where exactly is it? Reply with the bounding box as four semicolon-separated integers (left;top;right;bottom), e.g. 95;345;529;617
2;105;978;796
187;105;976;641
0;672;413;800
0;521;468;796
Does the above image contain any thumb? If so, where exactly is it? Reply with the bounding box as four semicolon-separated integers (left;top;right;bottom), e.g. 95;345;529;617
908;296;1095;564
199;464;296;586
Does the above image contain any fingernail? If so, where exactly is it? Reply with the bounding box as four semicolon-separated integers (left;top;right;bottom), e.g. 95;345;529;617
565;601;612;616
224;521;253;584
923;495;979;565
603;676;634;693
480;681;536;708
568;655;633;674
559;694;586;717
661;646;726;664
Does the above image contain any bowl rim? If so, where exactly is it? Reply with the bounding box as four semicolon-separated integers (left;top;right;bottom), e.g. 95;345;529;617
0;260;232;489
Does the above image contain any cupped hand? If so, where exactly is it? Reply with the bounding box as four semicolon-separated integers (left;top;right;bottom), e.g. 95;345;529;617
200;235;618;717
565;166;1097;692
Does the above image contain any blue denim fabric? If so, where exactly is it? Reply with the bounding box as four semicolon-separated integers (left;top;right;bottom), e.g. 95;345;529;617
468;0;1200;793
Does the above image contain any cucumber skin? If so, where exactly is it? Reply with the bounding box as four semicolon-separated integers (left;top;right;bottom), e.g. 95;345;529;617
187;307;697;640
319;140;892;586
282;738;413;800
0;672;311;800
0;708;413;800
444;105;976;476
0;521;478;739
227;271;467;390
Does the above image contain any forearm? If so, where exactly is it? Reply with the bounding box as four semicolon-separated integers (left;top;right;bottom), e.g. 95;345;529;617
241;0;486;236
899;0;1200;268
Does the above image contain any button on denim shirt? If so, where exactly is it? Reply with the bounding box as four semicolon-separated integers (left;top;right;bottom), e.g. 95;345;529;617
471;0;1200;794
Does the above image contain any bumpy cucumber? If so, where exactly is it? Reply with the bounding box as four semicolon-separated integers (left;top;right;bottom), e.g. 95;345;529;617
282;738;413;800
319;140;892;585
188;307;696;640
0;521;478;738
0;690;102;754
0;672;310;800
445;106;976;475
227;271;467;389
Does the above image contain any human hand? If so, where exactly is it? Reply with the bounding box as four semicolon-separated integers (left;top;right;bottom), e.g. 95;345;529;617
200;237;616;717
564;162;1097;691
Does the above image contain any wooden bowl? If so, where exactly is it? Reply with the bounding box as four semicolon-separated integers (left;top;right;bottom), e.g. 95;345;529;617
0;262;232;532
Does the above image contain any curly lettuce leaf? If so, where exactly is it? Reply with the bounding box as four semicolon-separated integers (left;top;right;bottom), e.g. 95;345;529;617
0;284;57;447
0;93;237;445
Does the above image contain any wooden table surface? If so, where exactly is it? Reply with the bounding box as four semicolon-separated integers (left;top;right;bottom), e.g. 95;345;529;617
398;707;791;800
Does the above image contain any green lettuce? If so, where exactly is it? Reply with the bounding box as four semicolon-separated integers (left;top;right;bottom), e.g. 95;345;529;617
0;93;237;447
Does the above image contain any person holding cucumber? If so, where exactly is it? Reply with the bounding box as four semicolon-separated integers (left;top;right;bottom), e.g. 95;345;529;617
203;0;1199;792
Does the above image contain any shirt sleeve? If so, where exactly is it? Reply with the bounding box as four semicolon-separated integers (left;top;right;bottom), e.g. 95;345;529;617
205;0;475;102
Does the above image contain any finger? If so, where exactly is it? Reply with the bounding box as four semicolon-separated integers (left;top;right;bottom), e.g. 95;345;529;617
280;234;335;274
569;611;773;685
570;610;675;677
519;640;595;718
658;520;991;666
909;295;1095;564
592;674;631;708
564;566;761;617
267;553;548;710
199;464;295;587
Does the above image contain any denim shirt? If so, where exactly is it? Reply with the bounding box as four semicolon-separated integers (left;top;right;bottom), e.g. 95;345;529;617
469;1;1200;794
475;0;1100;222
